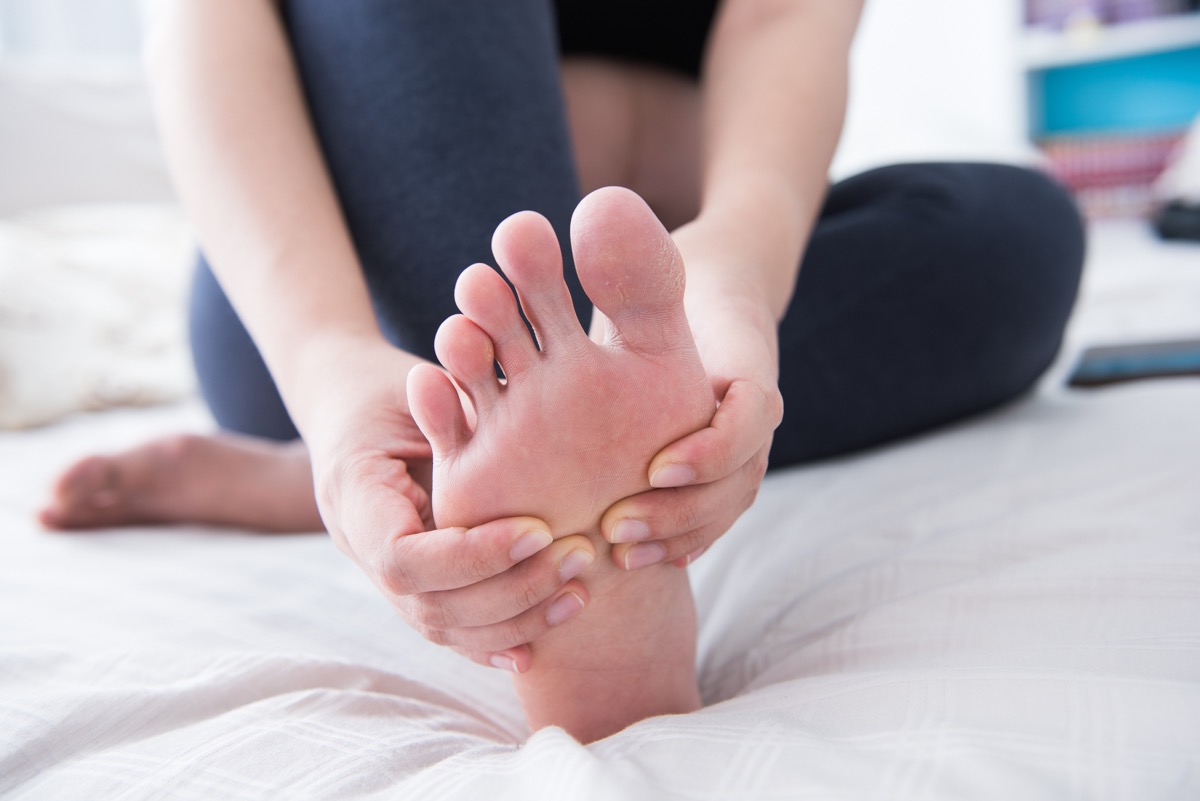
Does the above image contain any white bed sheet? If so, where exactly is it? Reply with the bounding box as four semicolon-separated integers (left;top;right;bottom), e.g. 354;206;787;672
1;1;1199;791
3;360;1200;797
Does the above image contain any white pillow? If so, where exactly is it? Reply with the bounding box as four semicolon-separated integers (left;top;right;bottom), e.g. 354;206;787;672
0;61;174;214
0;204;193;429
834;0;1038;179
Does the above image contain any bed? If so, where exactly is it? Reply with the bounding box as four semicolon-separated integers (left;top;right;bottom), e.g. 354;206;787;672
3;3;1200;799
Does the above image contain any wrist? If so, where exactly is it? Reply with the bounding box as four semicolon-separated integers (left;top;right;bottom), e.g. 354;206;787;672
672;217;803;329
282;331;428;444
678;276;780;391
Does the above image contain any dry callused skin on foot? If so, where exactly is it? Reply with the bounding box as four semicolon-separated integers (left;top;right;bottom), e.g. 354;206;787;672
408;187;714;742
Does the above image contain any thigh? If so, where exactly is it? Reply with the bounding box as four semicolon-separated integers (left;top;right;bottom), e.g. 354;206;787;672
556;0;714;230
769;162;1086;467
193;1;588;438
189;255;299;440
283;0;589;356
560;58;702;231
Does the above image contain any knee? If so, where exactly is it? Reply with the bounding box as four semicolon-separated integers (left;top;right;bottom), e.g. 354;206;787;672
934;164;1086;394
880;162;1085;398
841;162;1085;302
882;162;1084;333
188;258;300;442
920;163;1084;309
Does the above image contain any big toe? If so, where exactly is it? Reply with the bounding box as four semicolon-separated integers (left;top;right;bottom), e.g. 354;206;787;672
570;186;690;352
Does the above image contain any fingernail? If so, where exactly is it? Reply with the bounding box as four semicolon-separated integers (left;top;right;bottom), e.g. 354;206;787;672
558;549;594;582
489;653;520;673
510;529;553;562
650;463;695;489
546;591;585;626
611;518;651;543
682;545;709;567
623;542;667;570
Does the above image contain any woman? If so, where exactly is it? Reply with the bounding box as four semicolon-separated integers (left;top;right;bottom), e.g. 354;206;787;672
41;0;1084;742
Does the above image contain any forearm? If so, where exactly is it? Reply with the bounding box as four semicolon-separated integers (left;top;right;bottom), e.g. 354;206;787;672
681;0;863;328
144;0;409;433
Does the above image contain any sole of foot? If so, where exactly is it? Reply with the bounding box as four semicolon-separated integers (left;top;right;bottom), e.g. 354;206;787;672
409;186;712;742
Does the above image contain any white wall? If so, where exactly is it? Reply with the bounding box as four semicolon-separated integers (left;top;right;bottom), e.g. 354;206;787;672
0;0;144;59
0;0;1035;213
833;0;1035;179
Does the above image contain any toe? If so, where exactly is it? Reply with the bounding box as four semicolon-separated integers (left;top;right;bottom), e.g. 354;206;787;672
407;363;472;460
433;314;501;415
491;210;587;354
570;186;692;353
40;456;123;529
454;263;537;379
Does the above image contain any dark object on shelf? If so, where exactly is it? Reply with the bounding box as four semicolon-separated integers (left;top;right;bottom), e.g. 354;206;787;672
1069;338;1200;387
1025;0;1197;27
1154;200;1200;240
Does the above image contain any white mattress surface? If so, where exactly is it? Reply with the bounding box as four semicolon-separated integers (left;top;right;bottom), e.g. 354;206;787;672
1;1;1198;793
3;371;1199;799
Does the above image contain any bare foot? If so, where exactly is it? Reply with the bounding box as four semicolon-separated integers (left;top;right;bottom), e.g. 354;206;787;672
39;433;322;532
407;186;714;741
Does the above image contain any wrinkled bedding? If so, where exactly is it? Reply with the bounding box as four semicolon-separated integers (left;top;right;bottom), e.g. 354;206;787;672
2;1;1199;793
3;216;1199;798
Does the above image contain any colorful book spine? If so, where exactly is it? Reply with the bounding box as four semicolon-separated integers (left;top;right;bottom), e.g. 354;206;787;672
1025;0;1191;28
1039;132;1186;217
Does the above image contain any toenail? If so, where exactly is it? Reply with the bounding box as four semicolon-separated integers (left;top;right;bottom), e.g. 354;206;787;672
510;529;553;562
546;591;585;626
558;549;594;582
611;518;651;543
623;542;667;570
650;463;695;489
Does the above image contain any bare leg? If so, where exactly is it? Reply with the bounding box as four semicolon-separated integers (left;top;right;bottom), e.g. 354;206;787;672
407;187;714;742
40;434;321;532
39;57;697;538
561;57;701;231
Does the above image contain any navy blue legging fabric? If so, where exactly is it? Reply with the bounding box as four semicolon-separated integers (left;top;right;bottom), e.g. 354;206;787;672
189;0;1086;468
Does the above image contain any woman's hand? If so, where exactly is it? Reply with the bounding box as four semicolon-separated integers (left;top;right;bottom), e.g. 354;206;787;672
301;337;593;672
596;0;864;570
599;231;785;571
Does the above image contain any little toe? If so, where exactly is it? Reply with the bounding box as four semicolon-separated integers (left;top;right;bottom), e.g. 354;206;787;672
570;186;692;354
40;456;125;529
491;210;586;354
433;314;501;414
407;363;472;461
454;263;537;379
57;455;116;499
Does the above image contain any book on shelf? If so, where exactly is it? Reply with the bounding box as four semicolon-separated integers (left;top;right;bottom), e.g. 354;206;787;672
1025;0;1197;30
1038;130;1186;217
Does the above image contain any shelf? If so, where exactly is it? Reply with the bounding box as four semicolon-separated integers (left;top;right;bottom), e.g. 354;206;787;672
1021;13;1200;69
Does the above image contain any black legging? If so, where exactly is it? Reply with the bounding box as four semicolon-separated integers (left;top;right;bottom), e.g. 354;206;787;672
188;0;1086;469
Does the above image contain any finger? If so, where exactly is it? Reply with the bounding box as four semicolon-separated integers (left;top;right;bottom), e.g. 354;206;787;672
647;379;782;488
402;534;595;630
479;645;533;674
324;453;431;572
672;544;711;569
408;580;591;654
601;470;749;546
377;515;556;597
612;520;729;571
607;446;768;570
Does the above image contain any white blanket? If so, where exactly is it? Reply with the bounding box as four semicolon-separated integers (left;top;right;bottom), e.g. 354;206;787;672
4;212;1200;798
2;1;1199;793
3;377;1199;800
